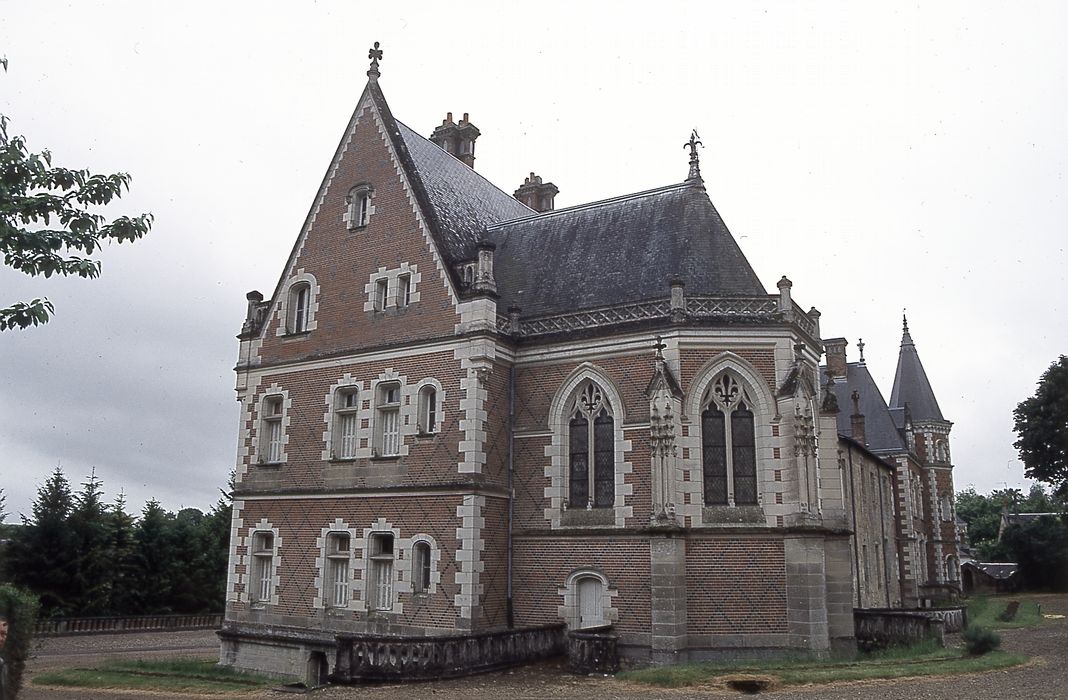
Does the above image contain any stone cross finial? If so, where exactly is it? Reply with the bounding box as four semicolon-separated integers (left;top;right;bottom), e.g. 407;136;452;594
653;335;667;360
684;129;703;181
857;338;866;364
367;41;383;79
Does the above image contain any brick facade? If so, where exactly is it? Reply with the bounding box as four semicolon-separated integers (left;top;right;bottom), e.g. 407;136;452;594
220;56;931;681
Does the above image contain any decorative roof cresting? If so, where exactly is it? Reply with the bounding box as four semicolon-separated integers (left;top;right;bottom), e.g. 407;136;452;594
367;41;383;80
684;129;703;182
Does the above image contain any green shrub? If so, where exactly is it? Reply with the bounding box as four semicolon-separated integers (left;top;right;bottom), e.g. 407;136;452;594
962;625;1001;656
0;584;40;700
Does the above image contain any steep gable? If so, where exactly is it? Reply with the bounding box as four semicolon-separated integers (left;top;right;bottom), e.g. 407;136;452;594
254;82;464;364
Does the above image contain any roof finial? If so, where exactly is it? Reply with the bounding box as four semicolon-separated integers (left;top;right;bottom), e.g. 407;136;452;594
857;338;866;364
367;41;383;80
653;334;667;362
902;309;909;334
684;129;703;182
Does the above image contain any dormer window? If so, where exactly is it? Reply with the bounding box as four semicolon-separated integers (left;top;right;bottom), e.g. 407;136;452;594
346;184;374;230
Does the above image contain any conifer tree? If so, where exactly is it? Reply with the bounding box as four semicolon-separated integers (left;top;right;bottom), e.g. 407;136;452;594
199;474;235;613
6;468;77;616
105;492;139;614
131;499;175;613
69;470;112;614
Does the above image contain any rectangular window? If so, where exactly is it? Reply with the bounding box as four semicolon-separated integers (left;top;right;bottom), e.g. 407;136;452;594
376;383;401;456
374;278;388;311
702;407;728;505
397;274;411;308
262;397;284;464
418;386;437;434
369;533;394;611
335;389;360;459
413;542;431;594
356;193;370;227
325;532;351;608
251;532;274;603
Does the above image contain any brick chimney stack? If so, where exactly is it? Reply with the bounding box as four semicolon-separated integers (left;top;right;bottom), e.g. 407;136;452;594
824;337;848;379
430;112;480;168
513;172;559;212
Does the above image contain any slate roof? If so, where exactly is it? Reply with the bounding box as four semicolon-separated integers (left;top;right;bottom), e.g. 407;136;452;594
394;119;533;262
821;362;907;454
889;321;945;422
963;562;1019;580
486;183;768;317
370;78;767;318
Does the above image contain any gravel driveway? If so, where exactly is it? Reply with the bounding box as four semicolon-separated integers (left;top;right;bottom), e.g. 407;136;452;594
22;594;1068;699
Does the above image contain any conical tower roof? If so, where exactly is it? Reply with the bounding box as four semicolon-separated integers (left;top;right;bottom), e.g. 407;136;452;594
889;315;945;422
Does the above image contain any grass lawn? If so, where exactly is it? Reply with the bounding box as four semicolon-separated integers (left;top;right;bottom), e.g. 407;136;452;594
966;595;1044;629
34;658;291;694
618;640;1029;689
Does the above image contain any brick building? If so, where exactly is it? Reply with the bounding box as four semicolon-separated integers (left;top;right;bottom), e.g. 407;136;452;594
220;46;958;679
821;325;962;608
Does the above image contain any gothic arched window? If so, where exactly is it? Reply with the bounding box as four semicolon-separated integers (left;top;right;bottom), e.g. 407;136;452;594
701;373;758;506
568;382;614;509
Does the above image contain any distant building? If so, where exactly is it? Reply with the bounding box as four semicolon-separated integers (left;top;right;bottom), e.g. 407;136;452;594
999;511;1066;541
220;45;957;682
821;325;962;607
961;562;1020;595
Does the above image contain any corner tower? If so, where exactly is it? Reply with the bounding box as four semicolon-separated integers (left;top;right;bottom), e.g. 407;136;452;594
889;315;960;592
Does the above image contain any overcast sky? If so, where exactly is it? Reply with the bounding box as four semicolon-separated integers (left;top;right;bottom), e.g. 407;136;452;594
1;1;1065;520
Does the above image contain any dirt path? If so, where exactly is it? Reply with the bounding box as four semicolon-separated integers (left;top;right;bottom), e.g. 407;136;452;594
22;594;1068;699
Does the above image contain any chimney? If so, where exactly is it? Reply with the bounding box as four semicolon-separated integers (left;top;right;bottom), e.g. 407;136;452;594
242;290;266;336
473;241;497;295
850;390;867;446
824;338;848;379
430;112;480;168
513;172;559;212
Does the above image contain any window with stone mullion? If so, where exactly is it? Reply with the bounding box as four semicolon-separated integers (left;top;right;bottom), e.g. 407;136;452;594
701;374;759;507
568;414;590;507
731;405;757;505
593;411;615;507
702;406;728;505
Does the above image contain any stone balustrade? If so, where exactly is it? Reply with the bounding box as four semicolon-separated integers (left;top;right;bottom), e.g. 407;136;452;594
332;624;566;682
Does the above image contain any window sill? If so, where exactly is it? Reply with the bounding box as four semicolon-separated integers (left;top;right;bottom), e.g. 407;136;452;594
329;457;359;463
257;461;285;468
282;330;311;340
702;505;765;525
415;431;437;439
369;454;401;462
561;508;615;527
